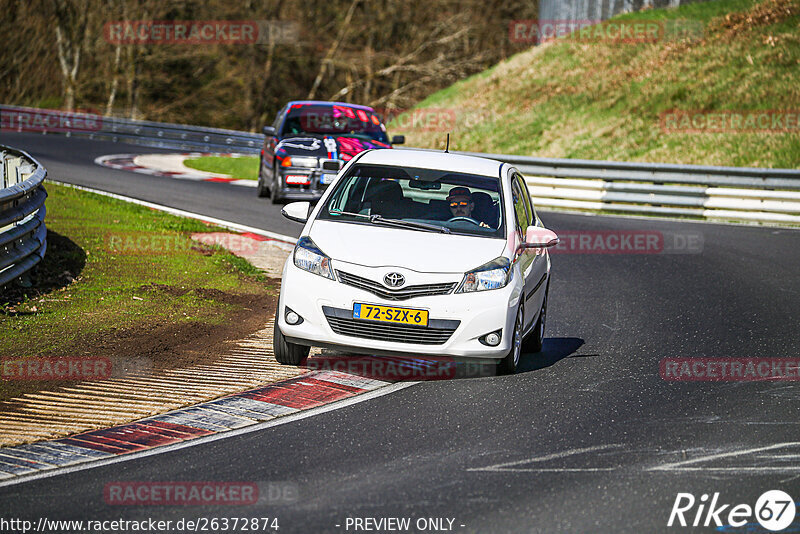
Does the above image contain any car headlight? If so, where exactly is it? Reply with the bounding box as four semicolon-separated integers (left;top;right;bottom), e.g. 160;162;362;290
293;236;334;280
456;257;512;293
284;156;318;168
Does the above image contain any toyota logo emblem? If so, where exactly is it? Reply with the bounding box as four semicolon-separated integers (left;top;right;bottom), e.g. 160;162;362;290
384;272;405;287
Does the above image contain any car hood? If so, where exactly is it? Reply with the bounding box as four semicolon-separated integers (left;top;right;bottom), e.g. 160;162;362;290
308;220;507;273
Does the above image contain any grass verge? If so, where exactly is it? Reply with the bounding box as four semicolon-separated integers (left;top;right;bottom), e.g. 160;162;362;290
0;183;276;401
391;0;800;168
184;155;259;180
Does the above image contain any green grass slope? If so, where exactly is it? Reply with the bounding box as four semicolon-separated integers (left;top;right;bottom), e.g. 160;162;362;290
184;155;258;180
394;0;800;168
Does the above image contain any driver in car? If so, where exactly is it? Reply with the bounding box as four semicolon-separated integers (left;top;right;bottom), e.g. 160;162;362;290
447;187;490;228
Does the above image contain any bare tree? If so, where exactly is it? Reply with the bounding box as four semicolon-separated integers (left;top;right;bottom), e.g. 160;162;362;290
52;0;90;110
307;0;361;100
103;0;125;116
1;0;539;128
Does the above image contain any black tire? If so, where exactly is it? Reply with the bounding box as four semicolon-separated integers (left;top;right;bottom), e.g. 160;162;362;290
273;310;309;365
270;166;283;205
523;281;549;353
497;304;523;375
257;164;270;198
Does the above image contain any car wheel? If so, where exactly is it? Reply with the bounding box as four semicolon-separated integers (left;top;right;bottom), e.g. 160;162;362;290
497;304;523;375
273;307;309;365
257;164;271;198
523;281;548;353
270;166;283;205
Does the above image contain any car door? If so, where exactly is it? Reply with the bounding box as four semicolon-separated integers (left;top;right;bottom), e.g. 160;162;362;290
511;171;547;333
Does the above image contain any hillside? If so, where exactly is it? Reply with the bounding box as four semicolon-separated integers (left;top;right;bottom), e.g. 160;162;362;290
393;0;800;168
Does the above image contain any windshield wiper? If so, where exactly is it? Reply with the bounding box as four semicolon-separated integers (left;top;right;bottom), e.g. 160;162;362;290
328;210;450;234
368;214;451;234
328;209;370;219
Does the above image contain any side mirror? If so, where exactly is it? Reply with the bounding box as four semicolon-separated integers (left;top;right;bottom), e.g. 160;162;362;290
521;227;559;249
281;201;311;224
391;135;405;145
262;125;276;136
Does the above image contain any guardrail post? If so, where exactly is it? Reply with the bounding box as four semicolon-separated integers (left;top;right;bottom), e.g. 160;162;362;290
5;156;20;188
17;162;34;183
0;151;6;189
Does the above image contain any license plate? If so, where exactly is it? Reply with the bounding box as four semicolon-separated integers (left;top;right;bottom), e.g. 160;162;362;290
320;173;337;185
353;303;428;327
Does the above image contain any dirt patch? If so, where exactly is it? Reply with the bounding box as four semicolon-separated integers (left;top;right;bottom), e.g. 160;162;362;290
0;276;303;447
189;232;293;278
138;283;257;308
1;281;279;402
711;0;799;39
0;186;305;446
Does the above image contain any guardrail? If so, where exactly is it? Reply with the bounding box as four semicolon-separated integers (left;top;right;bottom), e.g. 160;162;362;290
0;145;47;288
457;153;800;224
0;104;262;154
3;103;799;224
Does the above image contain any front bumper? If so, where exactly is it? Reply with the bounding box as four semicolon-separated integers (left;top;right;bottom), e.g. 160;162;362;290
278;257;522;360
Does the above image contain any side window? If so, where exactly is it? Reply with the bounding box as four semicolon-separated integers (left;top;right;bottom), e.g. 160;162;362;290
525;185;542;227
273;105;288;133
511;178;530;236
514;173;535;226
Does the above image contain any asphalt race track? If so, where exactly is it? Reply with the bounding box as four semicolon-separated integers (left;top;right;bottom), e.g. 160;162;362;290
2;131;800;533
3;132;293;237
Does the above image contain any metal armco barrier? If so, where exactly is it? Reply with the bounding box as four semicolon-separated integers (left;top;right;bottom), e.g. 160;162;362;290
3;103;799;224
0;145;47;288
0;104;262;154
459;152;800;224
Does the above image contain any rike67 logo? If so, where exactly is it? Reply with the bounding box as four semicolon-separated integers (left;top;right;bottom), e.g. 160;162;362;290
668;490;796;531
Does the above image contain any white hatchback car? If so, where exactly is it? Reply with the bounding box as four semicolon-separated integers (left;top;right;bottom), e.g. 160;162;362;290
275;149;559;374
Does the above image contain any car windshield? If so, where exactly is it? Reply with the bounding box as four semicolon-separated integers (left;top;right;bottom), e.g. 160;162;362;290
281;104;390;144
318;164;505;238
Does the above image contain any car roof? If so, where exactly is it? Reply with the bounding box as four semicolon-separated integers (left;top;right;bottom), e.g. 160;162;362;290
286;100;375;111
356;149;505;178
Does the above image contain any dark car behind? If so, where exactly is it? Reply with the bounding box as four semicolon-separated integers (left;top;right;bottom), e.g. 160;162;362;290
258;100;404;203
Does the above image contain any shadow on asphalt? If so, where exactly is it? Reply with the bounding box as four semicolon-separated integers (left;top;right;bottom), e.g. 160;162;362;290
517;336;587;373
303;337;588;382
